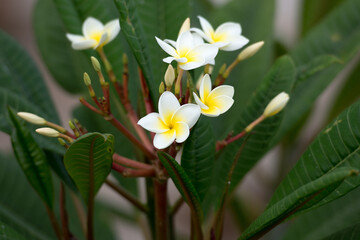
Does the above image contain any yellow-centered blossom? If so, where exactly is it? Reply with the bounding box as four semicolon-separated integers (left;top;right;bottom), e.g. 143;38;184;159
66;17;120;50
193;74;234;117
191;16;249;51
138;91;201;149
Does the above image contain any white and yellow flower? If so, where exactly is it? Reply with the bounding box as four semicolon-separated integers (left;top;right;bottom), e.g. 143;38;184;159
66;17;120;50
191;16;249;51
138;91;201;149
155;30;218;70
193;74;234;117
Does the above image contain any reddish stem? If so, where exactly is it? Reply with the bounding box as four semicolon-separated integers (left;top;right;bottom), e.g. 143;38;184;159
112;163;156;177
79;97;103;115
113;153;154;170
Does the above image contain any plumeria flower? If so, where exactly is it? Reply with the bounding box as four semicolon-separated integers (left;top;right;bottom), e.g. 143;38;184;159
193;74;234;117
191;16;249;51
138;91;201;149
155;30;218;70
66;17;120;50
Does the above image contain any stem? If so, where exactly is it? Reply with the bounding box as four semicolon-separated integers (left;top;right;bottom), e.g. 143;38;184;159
154;179;168;240
60;183;70;240
223;58;240;79
112;163;156;177
70;192;87;237
45;204;63;240
106;114;156;159
175;68;184;99
79;97;103;115
105;179;148;213
113;153;154;170
170;197;184;216
139;68;153;114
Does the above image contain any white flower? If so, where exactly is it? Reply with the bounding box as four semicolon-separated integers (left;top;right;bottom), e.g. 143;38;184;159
66;17;120;50
138;91;201;149
17;112;46;125
155;30;218;70
191;16;249;51
193;74;234;117
263;92;289;118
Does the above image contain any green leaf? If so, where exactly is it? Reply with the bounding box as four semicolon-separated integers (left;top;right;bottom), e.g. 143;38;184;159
181;117;215;202
274;0;360;143
0;154;56;240
0;221;27;240
114;0;157;102
323;224;360;240
268;99;360;218
157;152;203;224
64;132;114;203
283;186;360;240
205;56;295;214
238;167;358;240
8;108;54;209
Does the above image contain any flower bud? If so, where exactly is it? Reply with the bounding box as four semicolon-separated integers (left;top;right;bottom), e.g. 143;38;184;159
83;72;91;86
17;112;46;125
237;41;264;62
159;82;165;94
164;64;175;87
122;53;128;65
178;18;190;36
263;92;289;118
36;127;60;137
91;56;101;72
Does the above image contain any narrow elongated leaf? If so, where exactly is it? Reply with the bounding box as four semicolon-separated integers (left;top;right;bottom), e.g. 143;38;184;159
64;132;114;203
157;152;203;224
181;117;215;202
0;154;56;240
239;167;358;240
283;186;360;240
274;0;360;143
114;0;157;102
8;108;54;209
204;56;295;215
322;223;360;240
268;100;360;216
0;221;26;240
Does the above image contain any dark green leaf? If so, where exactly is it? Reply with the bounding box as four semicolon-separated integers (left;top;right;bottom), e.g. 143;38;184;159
114;0;157;102
0;154;56;240
268;99;360;217
8;108;54;209
239;167;358;240
274;0;360;143
323;224;360;240
157;152;203;223
181;117;215;201
64;132;114;203
0;221;27;240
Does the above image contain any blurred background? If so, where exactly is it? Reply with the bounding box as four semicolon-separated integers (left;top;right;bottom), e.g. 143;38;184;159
0;0;358;239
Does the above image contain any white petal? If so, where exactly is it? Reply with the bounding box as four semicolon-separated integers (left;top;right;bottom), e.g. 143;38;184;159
158;91;180;124
83;17;104;39
193;92;209;110
163;56;176;63
198;16;214;37
192;33;205;46
210;95;234;114
176;57;188;63
190;28;212;43
154;130;176;149
177;31;195;55
220;35;249;51
190;44;218;66
201;106;221;117
66;34;85;43
208;85;234;99
72;39;97;50
155;37;178;57
137;112;168;133
94;32;107;49
174;122;190;143
171;104;201;129
164;39;177;48
200;74;212;101
215;22;241;36
104;19;120;43
180;60;205;70
211;41;229;49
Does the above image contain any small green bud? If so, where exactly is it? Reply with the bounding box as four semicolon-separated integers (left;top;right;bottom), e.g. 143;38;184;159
122;53;128;65
164;64;175;87
68;120;76;130
58;138;67;147
159;82;165;94
218;64;227;75
237;41;264;62
83;72;91;86
91;56;101;72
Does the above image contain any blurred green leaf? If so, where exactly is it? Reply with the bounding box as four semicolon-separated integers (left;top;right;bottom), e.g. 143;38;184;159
274;0;360;144
204;56;295;215
0;221;27;240
328;60;360;121
323;224;360;240
8;108;54;209
158;152;203;225
239;167;358;240
268;100;360;218
0;154;56;240
64;133;114;204
181;117;215;202
283;186;360;240
114;0;157;102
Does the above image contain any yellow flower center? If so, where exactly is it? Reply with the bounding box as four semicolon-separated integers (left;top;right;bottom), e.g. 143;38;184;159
89;32;103;43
